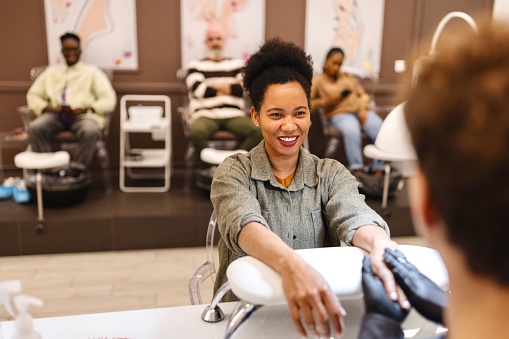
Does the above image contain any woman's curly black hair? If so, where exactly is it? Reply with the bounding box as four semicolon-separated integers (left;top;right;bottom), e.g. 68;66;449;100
242;37;314;112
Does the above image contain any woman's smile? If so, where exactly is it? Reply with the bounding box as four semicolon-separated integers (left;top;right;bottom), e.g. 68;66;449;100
278;135;299;147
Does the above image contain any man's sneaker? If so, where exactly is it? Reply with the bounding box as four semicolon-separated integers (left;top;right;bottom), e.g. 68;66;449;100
13;179;31;204
0;177;20;200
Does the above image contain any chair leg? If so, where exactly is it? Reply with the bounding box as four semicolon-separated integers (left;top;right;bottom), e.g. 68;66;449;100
201;281;231;322
35;171;45;233
325;137;340;158
224;300;263;339
381;163;391;217
184;145;195;193
188;261;214;305
96;142;112;192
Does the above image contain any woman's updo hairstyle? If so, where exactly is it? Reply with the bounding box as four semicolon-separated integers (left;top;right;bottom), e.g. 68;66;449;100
242;37;314;112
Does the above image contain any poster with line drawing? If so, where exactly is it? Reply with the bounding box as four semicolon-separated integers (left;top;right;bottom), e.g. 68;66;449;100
44;0;138;70
181;0;265;68
305;0;385;77
493;0;509;20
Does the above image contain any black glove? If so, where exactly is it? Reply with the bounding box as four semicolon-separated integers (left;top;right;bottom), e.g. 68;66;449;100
384;249;448;325
362;256;409;323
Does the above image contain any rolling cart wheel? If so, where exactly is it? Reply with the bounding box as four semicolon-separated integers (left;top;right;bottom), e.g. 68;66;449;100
36;222;45;233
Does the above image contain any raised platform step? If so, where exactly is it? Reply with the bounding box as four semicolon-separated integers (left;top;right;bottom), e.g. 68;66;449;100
0;169;414;256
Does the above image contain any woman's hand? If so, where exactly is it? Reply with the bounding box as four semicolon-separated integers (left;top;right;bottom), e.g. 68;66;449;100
280;255;346;338
362;256;409;322
368;236;410;311
358;108;367;127
238;223;347;337
352;226;409;310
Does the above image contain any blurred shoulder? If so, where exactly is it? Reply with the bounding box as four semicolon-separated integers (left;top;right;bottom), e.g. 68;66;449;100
216;151;253;174
77;62;99;71
312;73;326;82
315;155;350;177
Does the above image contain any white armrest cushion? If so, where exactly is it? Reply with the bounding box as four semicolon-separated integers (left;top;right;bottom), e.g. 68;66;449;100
226;245;448;305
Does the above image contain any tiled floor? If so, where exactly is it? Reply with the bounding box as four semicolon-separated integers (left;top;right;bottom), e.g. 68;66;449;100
0;247;214;320
0;236;428;321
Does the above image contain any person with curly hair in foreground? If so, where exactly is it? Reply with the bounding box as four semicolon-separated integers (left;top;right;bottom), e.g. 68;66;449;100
359;20;509;339
211;38;402;338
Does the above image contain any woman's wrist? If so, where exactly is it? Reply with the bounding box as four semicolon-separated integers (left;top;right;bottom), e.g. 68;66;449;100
352;225;395;252
276;248;305;274
371;233;397;251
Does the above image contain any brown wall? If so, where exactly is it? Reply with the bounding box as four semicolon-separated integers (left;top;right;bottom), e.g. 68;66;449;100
0;0;494;168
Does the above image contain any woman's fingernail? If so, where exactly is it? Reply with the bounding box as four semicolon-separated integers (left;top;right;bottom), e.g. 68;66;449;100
318;324;329;337
402;300;410;309
390;291;398;300
340;308;347;316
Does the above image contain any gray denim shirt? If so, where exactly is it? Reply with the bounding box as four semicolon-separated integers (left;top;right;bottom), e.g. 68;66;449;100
210;141;389;299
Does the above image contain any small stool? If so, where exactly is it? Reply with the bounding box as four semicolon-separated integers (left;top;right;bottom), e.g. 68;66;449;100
195;148;247;191
200;148;247;165
14;151;70;232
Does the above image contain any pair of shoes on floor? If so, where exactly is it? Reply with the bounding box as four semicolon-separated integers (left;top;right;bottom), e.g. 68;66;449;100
0;177;31;203
13;179;30;204
0;177;20;199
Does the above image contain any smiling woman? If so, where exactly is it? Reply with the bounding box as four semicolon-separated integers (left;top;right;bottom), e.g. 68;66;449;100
210;38;399;338
250;82;310;177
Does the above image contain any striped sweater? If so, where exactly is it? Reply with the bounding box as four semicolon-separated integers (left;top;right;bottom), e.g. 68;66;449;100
185;58;246;122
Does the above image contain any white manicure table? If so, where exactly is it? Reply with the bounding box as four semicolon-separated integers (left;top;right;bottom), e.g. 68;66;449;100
0;245;448;338
0;300;447;339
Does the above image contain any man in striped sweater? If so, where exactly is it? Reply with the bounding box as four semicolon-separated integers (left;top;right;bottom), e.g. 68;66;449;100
185;24;262;168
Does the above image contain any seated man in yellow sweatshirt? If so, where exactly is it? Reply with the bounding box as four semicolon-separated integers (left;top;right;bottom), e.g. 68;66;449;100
26;32;116;177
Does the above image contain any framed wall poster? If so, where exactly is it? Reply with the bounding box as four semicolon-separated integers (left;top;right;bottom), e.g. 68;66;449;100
180;0;265;68
305;0;385;77
44;0;138;70
493;0;509;20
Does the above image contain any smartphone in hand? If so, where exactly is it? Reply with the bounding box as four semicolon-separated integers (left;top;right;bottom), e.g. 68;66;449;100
59;104;74;122
61;104;72;114
341;89;352;98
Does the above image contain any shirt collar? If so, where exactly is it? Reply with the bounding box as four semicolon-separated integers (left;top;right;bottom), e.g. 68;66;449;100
61;61;83;71
250;141;319;190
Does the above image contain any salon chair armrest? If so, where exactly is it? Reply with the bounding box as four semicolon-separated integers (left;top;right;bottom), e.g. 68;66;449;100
226;245;449;305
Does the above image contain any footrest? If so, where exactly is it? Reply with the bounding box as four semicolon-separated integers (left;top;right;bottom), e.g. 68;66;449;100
14;151;70;170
